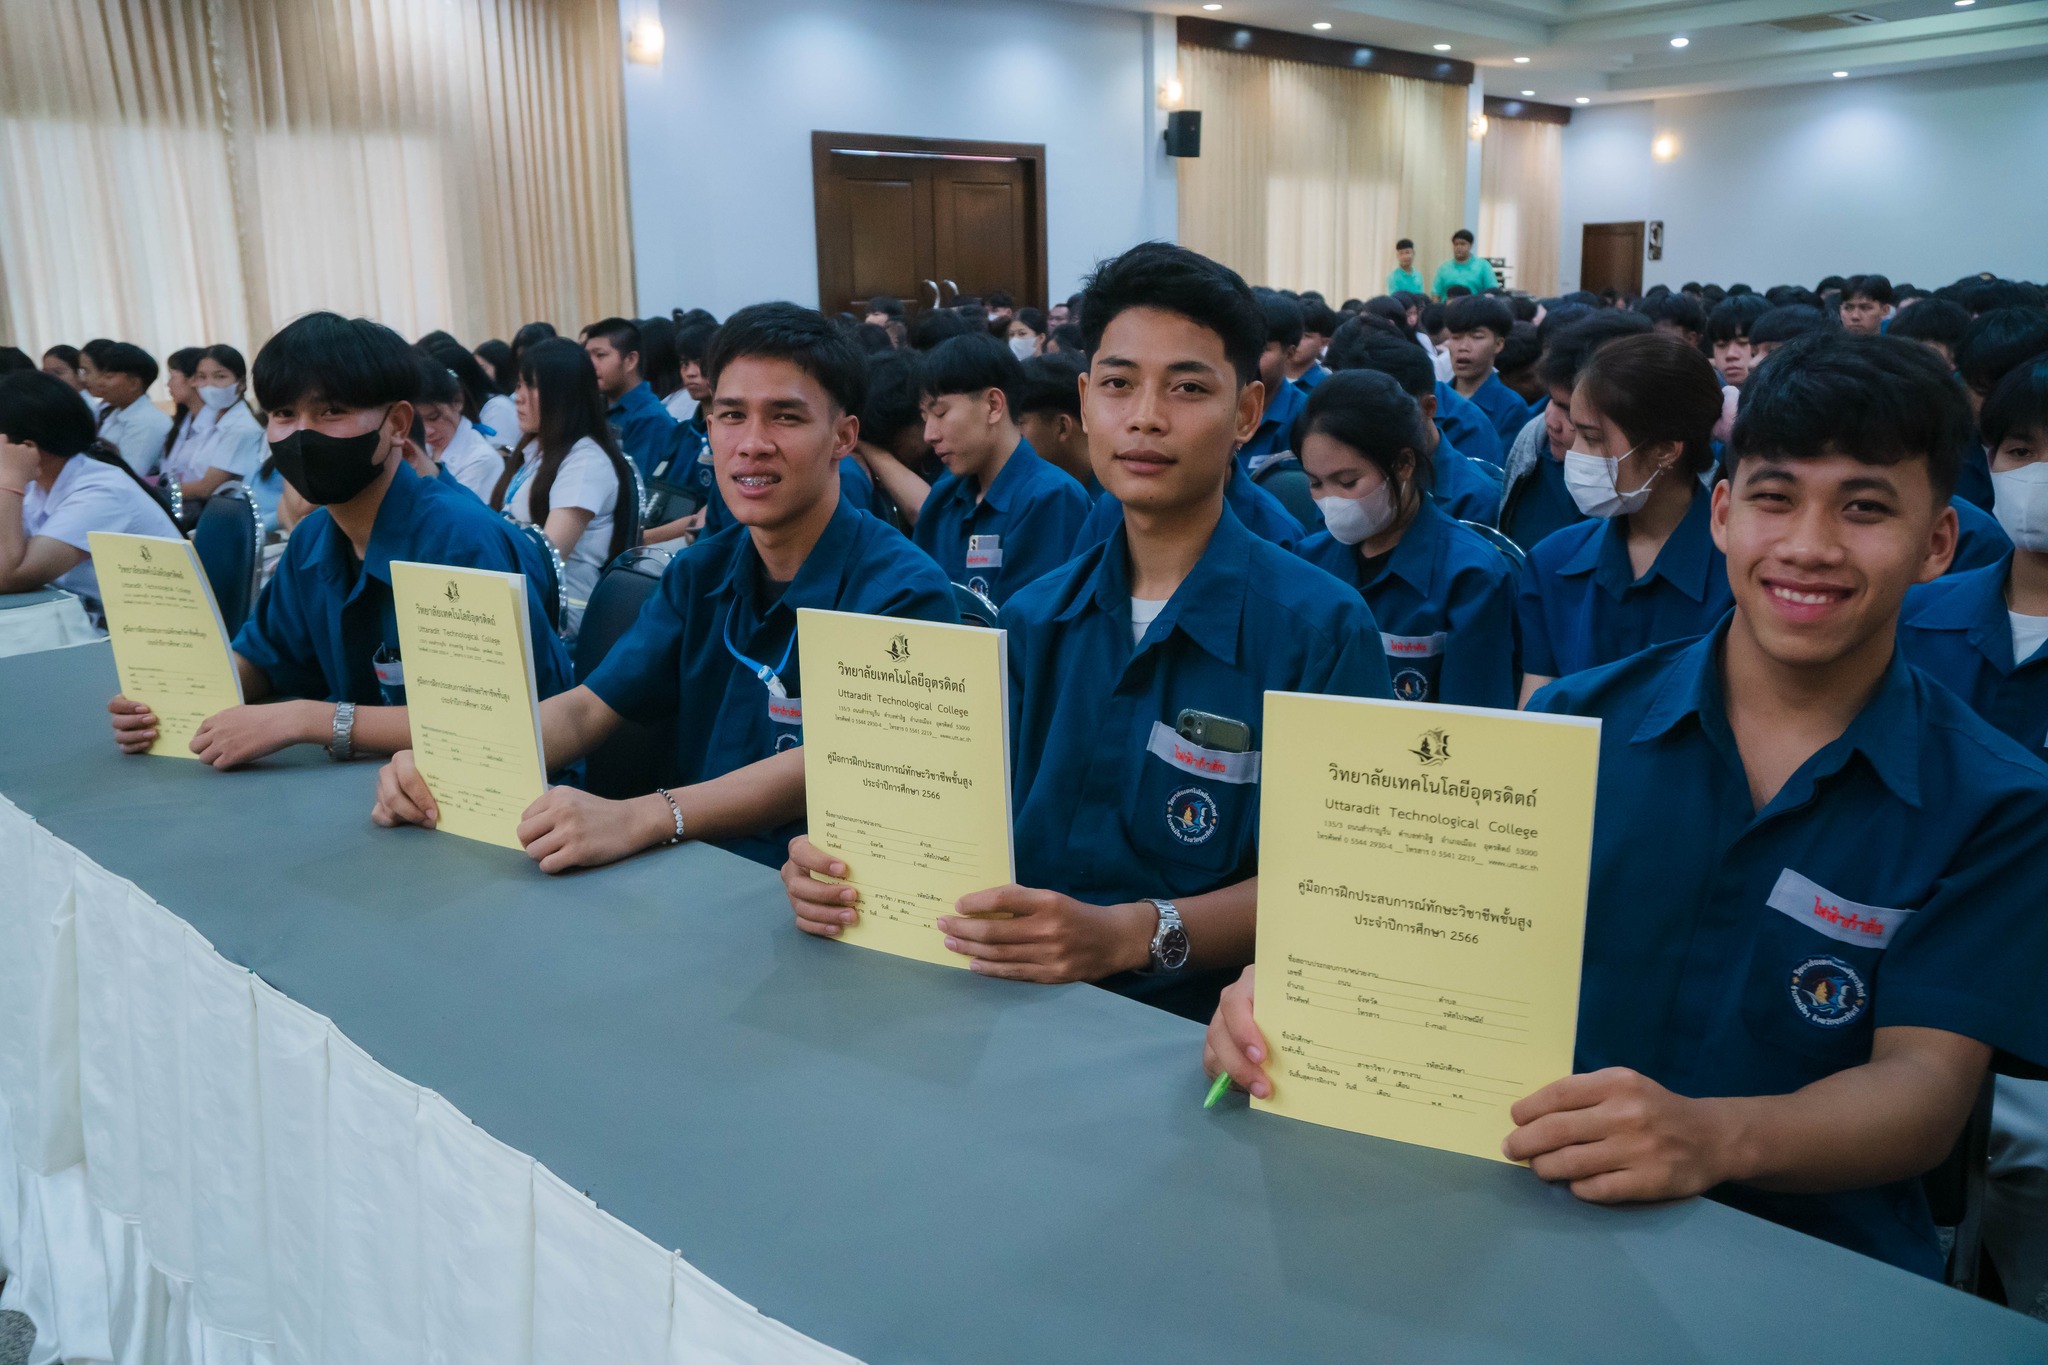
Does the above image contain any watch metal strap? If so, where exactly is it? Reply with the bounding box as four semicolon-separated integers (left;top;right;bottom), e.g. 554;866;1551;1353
328;701;356;761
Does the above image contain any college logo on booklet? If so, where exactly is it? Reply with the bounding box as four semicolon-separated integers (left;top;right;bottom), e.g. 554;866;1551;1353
1788;955;1868;1028
1411;727;1452;765
1165;786;1220;845
1392;668;1431;703
886;633;911;662
444;579;461;603
138;544;153;562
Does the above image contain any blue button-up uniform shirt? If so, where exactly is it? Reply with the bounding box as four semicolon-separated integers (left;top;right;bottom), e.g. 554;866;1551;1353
1238;375;1307;469
1502;450;1586;554
1463;371;1534;449
607;381;682;479
1292;361;1330;394
1431;434;1504;527
1435;380;1505;468
1949;494;2010;574
582;498;956;866
1530;624;2048;1276
1517;487;1732;678
1074;462;1303;557
233;462;573;706
910;439;1089;606
1901;556;2048;751
1298;498;1518;709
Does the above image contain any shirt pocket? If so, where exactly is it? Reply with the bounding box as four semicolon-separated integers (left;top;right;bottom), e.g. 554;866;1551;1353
1738;868;1911;1068
1380;631;1447;704
1121;721;1261;878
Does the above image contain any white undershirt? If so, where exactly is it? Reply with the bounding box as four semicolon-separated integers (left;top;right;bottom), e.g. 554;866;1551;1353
1131;596;1167;646
2011;610;2048;666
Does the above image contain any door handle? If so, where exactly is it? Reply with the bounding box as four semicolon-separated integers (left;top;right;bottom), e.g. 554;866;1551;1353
942;279;959;303
923;279;941;310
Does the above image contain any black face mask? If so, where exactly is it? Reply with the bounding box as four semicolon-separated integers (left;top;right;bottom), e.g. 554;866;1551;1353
268;425;388;505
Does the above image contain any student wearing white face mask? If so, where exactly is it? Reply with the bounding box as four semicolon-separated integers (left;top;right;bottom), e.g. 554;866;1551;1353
1515;332;1730;705
1005;306;1047;362
1294;370;1519;708
161;344;267;505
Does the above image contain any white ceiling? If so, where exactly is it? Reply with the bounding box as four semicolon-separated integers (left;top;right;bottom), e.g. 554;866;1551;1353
1066;0;2048;103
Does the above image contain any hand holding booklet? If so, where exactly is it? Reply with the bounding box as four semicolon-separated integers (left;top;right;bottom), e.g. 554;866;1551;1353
89;531;243;759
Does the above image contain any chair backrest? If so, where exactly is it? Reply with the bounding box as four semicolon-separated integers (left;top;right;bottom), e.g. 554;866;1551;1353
190;481;262;635
575;545;679;800
503;515;565;635
951;581;999;627
1252;455;1319;532
153;477;184;528
1458;519;1528;573
1466;458;1508;490
1925;1075;1996;1291
625;458;650;543
641;471;701;530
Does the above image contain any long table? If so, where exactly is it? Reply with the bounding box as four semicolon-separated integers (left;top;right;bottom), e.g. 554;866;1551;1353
4;642;2044;1362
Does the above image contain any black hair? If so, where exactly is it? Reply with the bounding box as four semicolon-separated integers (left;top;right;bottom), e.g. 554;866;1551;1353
865;296;906;321
253;311;420;412
96;342;158;389
1636;291;1706;337
508;322;558;375
1559;290;1602;309
1733;332;1966;502
636;316;681;398
516;337;634;561
1325;319;1433;398
1077;241;1266;386
1046;323;1086;356
910;308;970;350
81;339;116;364
1982;356;2048;452
1535;310;1654;392
581;316;643;368
1452;229;1474;245
1749;305;1831;348
1765;285;1822;310
706;301;869;417
1340;298;1366;314
1956;278;2046;316
1362;296;1410;331
1507;295;1538;322
415;354;463;408
675;318;718;366
1256;290;1306;350
1299;300;1341;337
1444;294;1512;339
1817;275;1847;295
474;339;515;394
1013;306;1047;338
917;331;1024;416
166;347;206;380
1016;351;1085;419
1841;273;1894;306
1886;297;1971;353
1498;321;1541;377
854;323;894;354
423;340;492;421
200;343;248;384
1419;303;1447;335
0;371;178;523
1575;332;1724;478
1956;308;2048;398
42;345;81;370
1706;295;1772;345
986;290;1015;311
1536;302;1596;346
859;349;924;447
0;348;28;375
1291;367;1433;498
416;330;459;351
1395;238;1414;251
1444;285;1473;300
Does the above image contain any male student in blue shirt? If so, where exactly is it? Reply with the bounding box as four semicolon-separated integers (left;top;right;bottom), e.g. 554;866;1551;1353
371;304;956;871
1285;300;1337;394
1236;291;1308;472
1326;320;1503;526
1207;330;2048;1278
582;316;680;479
1445;294;1535;449
1433;373;1505;469
106;312;573;766
782;242;1394;1019
903;332;1090;606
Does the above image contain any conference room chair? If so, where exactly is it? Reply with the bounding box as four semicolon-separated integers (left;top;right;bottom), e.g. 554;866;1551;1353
188;480;262;636
1459;519;1529;573
951;581;999;628
1251;454;1319;531
1927;1077;1996;1294
1466;457;1508;490
504;516;566;636
572;545;678;800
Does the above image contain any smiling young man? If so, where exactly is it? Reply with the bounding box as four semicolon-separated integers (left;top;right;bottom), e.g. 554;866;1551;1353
581;316;680;479
782;242;1393;1019
902;331;1090;606
1210;330;2048;1275
106;312;572;767
373;303;956;871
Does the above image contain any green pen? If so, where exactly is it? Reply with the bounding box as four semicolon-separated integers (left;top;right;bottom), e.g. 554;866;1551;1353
1203;1072;1233;1109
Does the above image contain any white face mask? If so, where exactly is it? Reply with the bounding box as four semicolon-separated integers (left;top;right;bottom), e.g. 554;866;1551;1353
1315;480;1398;546
1563;445;1660;518
197;384;239;410
1007;335;1037;362
1992;463;2048;551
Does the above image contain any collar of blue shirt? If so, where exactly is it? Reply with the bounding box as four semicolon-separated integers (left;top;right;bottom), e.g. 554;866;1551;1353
1057;501;1255;667
608;381;661;420
940;436;1043;516
306;460;430;599
1382;494;1451;597
1258;375;1305;437
1631;619;1925;808
713;492;864;616
1903;553;2022;671
1563;481;1716;602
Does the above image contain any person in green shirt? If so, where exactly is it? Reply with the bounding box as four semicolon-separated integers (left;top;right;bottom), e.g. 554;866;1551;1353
1387;238;1424;295
1430;229;1499;298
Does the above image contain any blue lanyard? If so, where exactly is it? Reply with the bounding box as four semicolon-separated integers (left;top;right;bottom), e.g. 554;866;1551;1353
722;608;795;700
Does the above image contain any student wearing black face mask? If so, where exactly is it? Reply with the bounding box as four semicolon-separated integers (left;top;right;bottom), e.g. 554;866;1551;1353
105;312;574;768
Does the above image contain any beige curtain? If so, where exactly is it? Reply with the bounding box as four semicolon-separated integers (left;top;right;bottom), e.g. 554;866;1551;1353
1478;116;1561;297
1177;45;1467;303
0;0;632;375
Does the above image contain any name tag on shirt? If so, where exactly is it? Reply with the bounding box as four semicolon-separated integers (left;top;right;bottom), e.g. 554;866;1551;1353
966;535;1003;570
1765;868;1913;950
1145;720;1261;785
1381;631;1448;660
768;695;804;727
373;657;404;688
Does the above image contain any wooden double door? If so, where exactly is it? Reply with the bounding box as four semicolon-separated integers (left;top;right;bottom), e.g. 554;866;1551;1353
812;131;1048;318
1580;221;1645;297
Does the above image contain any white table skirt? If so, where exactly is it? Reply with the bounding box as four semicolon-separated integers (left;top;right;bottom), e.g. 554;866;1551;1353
0;796;856;1365
0;593;101;659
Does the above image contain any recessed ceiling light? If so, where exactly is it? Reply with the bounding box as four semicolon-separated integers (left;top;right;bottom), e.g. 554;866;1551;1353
1833;69;1849;77
1954;0;1974;6
1433;42;1452;50
1670;36;1689;47
1201;3;1221;9
1514;56;1531;63
1575;96;1590;104
1313;20;1331;29
1521;89;1535;96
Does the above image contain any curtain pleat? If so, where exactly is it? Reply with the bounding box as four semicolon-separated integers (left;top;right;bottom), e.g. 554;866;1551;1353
1479;116;1562;297
0;0;633;371
1177;45;1467;302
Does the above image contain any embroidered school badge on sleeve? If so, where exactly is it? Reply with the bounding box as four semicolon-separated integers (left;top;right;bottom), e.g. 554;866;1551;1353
1789;955;1868;1028
1166;786;1220;845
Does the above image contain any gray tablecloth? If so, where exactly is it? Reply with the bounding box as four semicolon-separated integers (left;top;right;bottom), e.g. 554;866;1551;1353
3;642;2042;1363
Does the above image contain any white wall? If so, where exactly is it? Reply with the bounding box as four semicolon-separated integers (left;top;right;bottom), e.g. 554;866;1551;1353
620;0;1176;317
1558;57;2048;293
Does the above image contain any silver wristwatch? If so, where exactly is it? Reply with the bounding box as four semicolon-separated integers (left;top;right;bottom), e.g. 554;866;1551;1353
1143;897;1190;974
328;701;357;761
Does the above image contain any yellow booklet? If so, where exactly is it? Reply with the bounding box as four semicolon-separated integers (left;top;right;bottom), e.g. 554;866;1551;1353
88;531;243;759
389;561;547;850
1252;694;1599;1163
796;608;1015;968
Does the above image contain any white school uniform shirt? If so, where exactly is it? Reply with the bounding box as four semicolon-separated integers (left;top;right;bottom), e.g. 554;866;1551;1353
160;409;205;480
165;401;265;485
22;454;178;602
506;436;620;637
97;396;173;476
662;388;698;422
477;393;520;450
436;417;504;503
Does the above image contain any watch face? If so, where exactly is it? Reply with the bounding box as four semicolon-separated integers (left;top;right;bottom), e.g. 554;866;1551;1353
1160;924;1191;971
